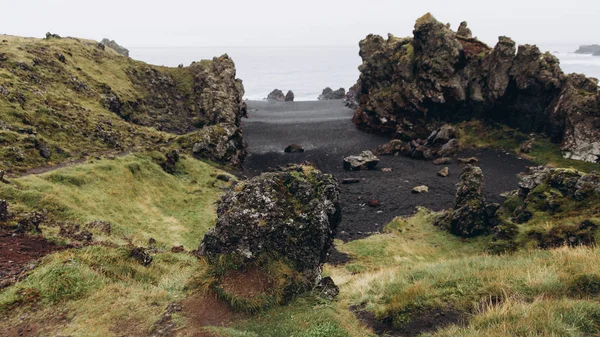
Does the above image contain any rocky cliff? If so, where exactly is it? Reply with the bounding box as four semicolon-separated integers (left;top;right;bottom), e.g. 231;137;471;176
352;13;600;163
0;34;246;173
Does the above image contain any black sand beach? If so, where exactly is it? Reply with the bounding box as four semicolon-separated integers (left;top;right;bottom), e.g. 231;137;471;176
243;100;533;241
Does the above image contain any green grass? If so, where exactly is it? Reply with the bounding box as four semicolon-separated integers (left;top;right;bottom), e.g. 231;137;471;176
0;153;234;249
0;246;204;336
333;208;489;274
215;295;370;337
325;207;600;336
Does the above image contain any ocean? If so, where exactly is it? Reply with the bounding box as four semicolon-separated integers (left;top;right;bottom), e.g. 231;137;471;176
129;44;600;102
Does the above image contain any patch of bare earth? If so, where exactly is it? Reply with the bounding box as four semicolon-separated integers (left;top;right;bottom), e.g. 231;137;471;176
351;305;465;337
178;294;246;337
220;266;272;299
0;227;65;289
0;308;71;337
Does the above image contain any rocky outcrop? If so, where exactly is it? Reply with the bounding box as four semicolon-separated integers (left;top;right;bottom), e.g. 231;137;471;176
120;55;245;134
285;90;295;102
457;22;472;38
594;50;600;57
575;45;600;54
267;89;285;102
352;13;600;163
319;87;346;100
199;165;341;285
437;165;499;237
0;35;248;172
100;38;130;57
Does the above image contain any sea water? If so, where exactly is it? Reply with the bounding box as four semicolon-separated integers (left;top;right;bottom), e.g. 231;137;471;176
130;44;600;102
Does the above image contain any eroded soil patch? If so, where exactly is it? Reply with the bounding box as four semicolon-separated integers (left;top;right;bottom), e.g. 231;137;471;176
180;294;246;337
351;305;464;337
0;227;64;289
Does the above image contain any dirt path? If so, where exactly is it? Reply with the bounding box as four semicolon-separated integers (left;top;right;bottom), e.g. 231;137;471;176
243;100;534;242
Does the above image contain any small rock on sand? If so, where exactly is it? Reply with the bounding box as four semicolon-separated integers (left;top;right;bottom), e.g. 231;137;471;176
368;199;381;207
343;151;380;171
381;168;393;172
458;157;479;164
285;144;305;153
433;157;452;165
342;178;361;184
412;185;429;194
438;167;449;177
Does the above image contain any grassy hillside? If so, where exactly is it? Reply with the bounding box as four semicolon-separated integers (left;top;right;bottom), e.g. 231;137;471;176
0;34;244;174
0;153;234;248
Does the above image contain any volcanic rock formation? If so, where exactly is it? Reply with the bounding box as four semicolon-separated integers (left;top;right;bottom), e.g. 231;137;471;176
437;165;499;237
199;165;342;285
319;87;346;100
352;13;600;163
100;38;130;57
267;89;286;102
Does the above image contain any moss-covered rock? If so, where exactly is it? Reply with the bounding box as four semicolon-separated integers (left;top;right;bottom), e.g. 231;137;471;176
200;165;341;290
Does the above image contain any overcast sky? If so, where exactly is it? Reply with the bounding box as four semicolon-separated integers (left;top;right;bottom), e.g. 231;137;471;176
2;0;599;47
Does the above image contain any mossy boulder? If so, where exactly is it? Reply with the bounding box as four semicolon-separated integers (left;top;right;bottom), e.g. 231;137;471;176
200;165;341;287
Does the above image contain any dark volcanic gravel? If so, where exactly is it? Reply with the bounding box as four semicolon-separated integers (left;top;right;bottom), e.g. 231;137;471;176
243;100;533;241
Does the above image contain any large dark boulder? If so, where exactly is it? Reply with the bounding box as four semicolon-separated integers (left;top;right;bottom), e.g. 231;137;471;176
351;13;600;163
200;165;341;284
267;89;285;102
285;90;295;102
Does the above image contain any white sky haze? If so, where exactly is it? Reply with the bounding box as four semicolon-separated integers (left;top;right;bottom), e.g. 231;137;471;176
2;0;599;47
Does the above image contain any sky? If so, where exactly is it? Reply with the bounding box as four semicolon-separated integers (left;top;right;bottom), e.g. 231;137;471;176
1;0;599;48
